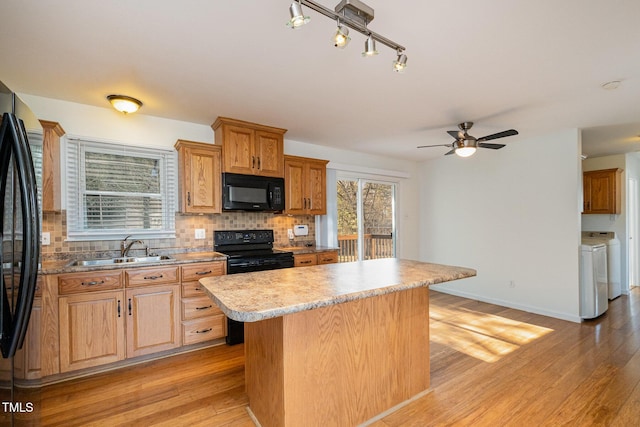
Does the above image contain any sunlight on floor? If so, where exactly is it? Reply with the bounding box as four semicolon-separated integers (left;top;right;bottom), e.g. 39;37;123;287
430;305;554;363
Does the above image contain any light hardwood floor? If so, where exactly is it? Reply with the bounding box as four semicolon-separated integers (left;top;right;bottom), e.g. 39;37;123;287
12;288;640;426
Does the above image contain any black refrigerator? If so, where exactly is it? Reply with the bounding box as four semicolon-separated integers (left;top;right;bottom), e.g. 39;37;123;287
0;80;42;425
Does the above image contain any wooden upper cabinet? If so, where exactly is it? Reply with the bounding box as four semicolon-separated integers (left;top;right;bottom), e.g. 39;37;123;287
175;140;222;214
40;120;65;213
284;155;328;215
583;168;622;214
212;117;286;178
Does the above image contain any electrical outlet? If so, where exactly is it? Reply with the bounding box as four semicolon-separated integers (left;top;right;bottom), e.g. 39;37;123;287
287;229;294;240
509;280;516;288
42;232;51;246
195;229;206;240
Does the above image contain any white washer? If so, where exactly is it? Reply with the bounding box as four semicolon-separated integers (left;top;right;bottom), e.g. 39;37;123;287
582;232;621;299
580;243;608;319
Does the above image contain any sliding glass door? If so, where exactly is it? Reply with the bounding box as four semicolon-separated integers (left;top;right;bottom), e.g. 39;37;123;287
336;177;396;262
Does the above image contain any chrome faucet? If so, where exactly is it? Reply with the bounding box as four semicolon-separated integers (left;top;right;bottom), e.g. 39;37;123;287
121;235;145;258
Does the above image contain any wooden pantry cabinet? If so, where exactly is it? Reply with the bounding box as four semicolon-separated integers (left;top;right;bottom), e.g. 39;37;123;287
583;168;622;214
212;117;286;178
175;140;222;214
284;155;329;215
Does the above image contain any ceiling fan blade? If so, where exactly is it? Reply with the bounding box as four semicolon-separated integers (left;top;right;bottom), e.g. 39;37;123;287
417;144;452;149
444;149;456;155
476;129;518;142
447;130;461;139
478;142;506;150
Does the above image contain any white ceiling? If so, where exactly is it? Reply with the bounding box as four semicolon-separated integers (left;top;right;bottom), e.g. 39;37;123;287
2;0;639;161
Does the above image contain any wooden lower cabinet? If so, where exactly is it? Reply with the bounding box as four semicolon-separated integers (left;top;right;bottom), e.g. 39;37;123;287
294;251;339;267
59;291;126;373
125;285;181;358
180;261;227;345
50;261;224;378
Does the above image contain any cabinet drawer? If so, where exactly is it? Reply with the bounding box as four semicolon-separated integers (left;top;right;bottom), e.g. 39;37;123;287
182;315;226;345
182;281;211;298
317;251;338;265
182;295;222;320
181;261;225;282
58;271;123;294
125;266;179;287
294;253;317;267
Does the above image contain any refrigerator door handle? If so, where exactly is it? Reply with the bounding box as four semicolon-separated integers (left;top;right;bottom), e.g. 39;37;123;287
0;113;40;358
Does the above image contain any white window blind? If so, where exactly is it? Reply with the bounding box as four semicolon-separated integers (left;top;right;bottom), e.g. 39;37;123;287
66;138;177;240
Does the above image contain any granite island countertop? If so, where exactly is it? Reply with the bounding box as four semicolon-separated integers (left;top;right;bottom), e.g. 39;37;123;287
199;258;476;322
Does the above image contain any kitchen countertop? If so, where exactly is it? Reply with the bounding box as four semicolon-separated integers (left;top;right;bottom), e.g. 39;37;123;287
40;251;227;275
199;258;476;322
277;245;339;255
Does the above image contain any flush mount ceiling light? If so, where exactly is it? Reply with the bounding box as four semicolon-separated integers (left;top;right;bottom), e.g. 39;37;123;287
107;95;143;114
601;80;621;90
287;0;407;71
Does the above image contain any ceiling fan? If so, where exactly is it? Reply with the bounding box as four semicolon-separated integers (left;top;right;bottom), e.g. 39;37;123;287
418;122;519;157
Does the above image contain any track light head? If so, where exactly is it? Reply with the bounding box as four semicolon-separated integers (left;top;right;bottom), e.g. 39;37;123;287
362;35;378;57
333;24;350;48
392;53;408;73
287;1;310;28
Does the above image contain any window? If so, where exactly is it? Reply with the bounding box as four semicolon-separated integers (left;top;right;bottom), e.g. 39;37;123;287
336;176;396;262
66;138;177;240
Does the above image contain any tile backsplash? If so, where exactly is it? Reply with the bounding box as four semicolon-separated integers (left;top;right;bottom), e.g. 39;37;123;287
42;211;315;261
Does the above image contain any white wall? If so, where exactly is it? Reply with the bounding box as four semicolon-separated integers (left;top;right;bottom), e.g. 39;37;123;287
419;129;582;321
20;95;421;260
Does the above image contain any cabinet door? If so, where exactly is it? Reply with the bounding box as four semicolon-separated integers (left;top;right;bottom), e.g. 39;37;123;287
284;158;306;214
584;170;619;214
307;160;327;215
183;145;221;213
255;131;284;177
59;291;125;372
126;285;181;358
222;125;255;174
13;298;42;379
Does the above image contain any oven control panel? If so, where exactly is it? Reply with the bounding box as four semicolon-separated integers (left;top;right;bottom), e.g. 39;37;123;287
214;229;274;246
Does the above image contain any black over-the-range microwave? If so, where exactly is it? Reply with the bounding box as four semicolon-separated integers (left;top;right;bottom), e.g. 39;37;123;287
222;173;285;212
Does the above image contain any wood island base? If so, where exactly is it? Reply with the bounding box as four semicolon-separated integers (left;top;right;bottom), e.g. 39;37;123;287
244;286;430;427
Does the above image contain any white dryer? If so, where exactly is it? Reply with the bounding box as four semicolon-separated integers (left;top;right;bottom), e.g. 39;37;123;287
582;231;621;299
580;242;608;319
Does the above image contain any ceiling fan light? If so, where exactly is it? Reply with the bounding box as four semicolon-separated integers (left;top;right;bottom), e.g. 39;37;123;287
107;95;142;114
362;35;378;57
455;146;477;157
392;53;407;72
333;24;350;48
287;2;310;28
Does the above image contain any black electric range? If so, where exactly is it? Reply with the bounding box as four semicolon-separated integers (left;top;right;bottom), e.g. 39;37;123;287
214;229;294;344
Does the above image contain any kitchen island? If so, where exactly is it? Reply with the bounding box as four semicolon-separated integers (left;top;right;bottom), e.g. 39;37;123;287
199;258;476;427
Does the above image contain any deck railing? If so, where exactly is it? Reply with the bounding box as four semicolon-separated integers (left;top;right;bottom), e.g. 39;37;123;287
337;234;394;262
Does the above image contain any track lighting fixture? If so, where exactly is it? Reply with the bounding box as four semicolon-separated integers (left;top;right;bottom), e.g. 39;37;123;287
287;1;310;29
106;95;143;114
333;23;350;48
287;0;407;71
392;52;408;73
362;35;378;57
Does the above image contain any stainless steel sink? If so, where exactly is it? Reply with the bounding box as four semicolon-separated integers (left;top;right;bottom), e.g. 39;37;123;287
67;255;171;267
